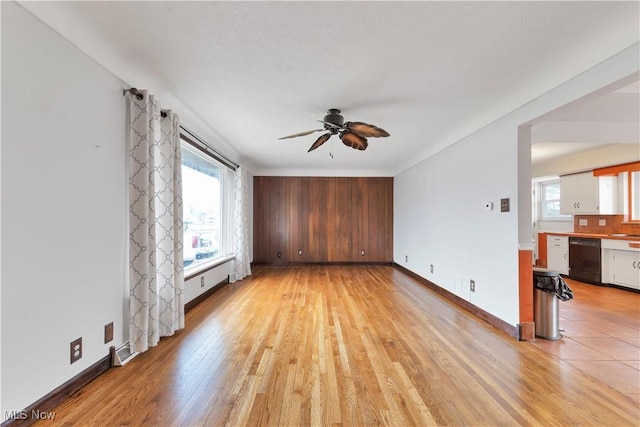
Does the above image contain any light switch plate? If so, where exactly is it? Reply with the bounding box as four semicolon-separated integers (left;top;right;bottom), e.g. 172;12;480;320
500;198;510;212
579;219;588;226
599;219;606;226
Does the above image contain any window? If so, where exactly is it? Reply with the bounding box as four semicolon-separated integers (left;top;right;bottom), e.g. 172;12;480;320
630;171;639;221
594;162;640;223
180;136;233;273
539;180;570;219
619;170;640;222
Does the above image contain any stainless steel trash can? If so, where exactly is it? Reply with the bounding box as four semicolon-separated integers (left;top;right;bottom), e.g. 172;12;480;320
533;268;561;340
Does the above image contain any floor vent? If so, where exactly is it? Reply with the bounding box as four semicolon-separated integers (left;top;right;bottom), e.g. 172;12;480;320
110;342;139;367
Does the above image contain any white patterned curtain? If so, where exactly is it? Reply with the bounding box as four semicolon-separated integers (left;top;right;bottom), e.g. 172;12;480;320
128;90;184;353
232;165;251;282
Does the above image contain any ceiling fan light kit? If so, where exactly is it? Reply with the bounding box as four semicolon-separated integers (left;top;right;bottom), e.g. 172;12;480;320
279;108;389;153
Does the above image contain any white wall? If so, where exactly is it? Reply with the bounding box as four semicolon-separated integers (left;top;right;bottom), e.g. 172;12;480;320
1;2;127;414
1;2;242;417
533;143;640;178
537;220;573;233
394;120;520;324
394;44;639;327
184;262;234;303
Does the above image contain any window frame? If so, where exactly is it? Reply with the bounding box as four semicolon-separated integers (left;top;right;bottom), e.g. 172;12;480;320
594;161;640;223
538;178;571;221
180;133;235;277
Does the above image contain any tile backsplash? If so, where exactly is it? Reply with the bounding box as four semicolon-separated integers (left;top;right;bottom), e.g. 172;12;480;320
574;215;640;235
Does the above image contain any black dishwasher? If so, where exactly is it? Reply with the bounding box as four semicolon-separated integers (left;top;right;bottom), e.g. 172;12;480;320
568;237;601;284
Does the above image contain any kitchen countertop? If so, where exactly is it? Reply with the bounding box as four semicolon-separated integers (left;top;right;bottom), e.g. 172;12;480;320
543;231;640;241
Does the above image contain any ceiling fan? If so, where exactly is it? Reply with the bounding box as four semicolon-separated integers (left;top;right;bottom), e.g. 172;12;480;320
279;109;390;152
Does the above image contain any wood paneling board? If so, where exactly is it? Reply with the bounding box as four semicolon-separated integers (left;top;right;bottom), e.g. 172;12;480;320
286;177;303;262
252;176;269;262
276;177;289;264
268;177;282;263
334;177;355;261
38;266;639;426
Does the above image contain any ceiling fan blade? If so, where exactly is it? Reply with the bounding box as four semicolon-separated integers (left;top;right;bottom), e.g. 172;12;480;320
278;129;324;140
344;121;390;138
340;131;368;150
307;133;332;152
317;120;344;130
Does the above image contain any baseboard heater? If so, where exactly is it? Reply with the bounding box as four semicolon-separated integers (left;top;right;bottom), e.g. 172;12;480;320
110;342;139;367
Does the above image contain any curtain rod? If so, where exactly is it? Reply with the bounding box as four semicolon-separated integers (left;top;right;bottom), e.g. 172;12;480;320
180;125;239;171
124;87;239;170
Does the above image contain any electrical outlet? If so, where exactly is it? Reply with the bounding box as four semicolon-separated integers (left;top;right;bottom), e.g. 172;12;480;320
104;322;114;344
298;249;302;255
361;250;365;256
599;219;606;226
201;276;205;288
470;280;476;292
430;264;434;273
70;337;82;364
277;251;282;258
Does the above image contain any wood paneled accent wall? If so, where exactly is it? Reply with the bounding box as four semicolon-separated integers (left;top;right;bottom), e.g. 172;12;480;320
253;176;393;264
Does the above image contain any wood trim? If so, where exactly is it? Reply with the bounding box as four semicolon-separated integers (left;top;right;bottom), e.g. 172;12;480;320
518;250;534;323
536;233;547;268
519;322;535;341
184;277;230;313
253;261;393;267
518;250;535;341
393;263;519;339
592;161;640;177
629;242;640;249
1;355;111;427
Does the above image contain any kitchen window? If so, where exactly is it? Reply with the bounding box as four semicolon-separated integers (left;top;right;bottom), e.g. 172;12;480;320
619;170;640;221
540;180;570;220
594;161;640;223
630;171;639;220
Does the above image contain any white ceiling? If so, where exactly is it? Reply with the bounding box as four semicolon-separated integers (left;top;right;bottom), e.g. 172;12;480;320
531;79;640;164
18;1;640;175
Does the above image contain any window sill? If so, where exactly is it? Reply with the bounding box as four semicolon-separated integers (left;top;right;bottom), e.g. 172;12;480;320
184;254;235;280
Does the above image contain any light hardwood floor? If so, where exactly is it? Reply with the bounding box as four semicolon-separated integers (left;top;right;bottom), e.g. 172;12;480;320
40;266;639;426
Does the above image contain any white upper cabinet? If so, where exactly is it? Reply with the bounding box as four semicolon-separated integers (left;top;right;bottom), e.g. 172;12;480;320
560;172;620;215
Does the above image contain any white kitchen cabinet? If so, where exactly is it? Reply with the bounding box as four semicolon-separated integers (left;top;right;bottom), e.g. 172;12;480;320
547;235;568;275
560;173;620;214
610;250;640;290
601;239;640;290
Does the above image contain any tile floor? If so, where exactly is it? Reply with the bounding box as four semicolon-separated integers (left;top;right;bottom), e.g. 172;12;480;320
531;278;640;406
